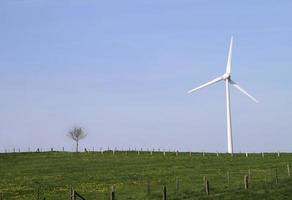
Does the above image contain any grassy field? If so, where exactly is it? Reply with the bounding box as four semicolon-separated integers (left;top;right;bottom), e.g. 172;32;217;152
1;151;292;199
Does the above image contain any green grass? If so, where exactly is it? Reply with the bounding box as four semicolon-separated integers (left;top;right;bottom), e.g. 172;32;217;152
1;151;292;199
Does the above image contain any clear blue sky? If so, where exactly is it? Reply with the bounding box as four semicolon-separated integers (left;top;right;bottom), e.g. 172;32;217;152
0;0;291;152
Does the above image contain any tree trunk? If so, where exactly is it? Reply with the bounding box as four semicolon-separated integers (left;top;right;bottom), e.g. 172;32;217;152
76;140;79;152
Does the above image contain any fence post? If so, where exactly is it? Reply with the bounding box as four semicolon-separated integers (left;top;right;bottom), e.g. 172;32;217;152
162;185;167;200
248;168;251;183
110;185;115;200
73;188;75;200
146;181;151;195
244;175;249;189
275;168;278;184
203;176;209;195
189;151;192;157
245;152;248;157
175;177;180;193
287;164;290;177
262;152;264;158
36;183;41;200
70;187;75;200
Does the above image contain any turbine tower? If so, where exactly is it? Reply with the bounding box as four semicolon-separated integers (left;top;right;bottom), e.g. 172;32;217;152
187;37;258;154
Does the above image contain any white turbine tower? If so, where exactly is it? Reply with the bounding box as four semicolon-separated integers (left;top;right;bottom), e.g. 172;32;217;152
187;37;258;154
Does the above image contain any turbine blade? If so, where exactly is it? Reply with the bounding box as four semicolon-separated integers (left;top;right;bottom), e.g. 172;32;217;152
187;76;224;94
230;79;259;103
226;36;233;74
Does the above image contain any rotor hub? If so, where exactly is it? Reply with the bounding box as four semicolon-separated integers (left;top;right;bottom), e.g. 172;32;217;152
223;73;231;80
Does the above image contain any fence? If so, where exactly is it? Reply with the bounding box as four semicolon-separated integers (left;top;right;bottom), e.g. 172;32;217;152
1;167;286;200
71;188;86;200
1;151;291;199
66;170;290;200
0;147;286;156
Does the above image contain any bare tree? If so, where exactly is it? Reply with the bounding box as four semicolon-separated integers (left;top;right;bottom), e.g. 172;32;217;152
68;127;87;152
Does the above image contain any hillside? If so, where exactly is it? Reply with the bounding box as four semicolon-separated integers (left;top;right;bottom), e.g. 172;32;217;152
1;151;292;199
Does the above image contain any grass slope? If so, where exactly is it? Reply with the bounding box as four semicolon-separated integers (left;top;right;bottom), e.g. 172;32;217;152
1;151;292;199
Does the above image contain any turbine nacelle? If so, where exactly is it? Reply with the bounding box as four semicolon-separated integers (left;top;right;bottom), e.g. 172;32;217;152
222;73;231;80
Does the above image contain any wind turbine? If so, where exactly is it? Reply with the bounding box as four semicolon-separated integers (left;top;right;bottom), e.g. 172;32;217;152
187;37;258;154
